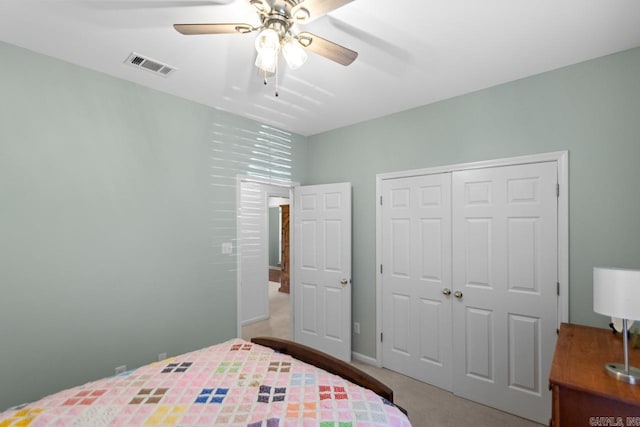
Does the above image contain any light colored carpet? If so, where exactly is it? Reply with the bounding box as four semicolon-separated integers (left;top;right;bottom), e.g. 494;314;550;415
242;283;543;427
242;281;291;341
351;361;542;427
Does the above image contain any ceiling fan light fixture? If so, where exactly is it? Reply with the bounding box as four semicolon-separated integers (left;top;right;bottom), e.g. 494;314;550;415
173;0;358;92
282;38;308;70
255;28;280;53
255;49;278;73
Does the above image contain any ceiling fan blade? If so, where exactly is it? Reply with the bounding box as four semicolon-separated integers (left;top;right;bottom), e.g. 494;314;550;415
291;0;354;22
174;23;256;35
71;0;234;10
297;32;358;66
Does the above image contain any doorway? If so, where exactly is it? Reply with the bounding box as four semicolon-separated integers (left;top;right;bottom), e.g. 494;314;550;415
267;199;290;293
237;178;294;341
237;178;354;362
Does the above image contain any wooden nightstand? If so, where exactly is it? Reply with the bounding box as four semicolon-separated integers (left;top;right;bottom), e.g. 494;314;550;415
549;323;640;426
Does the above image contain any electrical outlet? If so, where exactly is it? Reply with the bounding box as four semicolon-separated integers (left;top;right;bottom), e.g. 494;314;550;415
354;322;360;334
158;352;167;361
115;365;127;375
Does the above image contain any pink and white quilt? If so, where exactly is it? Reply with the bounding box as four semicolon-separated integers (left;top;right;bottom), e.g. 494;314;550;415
0;339;411;426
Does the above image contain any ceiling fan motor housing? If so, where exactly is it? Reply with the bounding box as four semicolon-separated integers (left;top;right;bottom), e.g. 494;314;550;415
254;0;309;26
262;14;291;39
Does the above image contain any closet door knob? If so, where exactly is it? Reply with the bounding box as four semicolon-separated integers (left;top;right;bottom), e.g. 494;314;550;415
340;278;349;285
442;288;451;296
454;290;463;299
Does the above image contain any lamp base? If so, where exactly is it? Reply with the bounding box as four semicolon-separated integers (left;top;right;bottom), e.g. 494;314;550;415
604;363;640;384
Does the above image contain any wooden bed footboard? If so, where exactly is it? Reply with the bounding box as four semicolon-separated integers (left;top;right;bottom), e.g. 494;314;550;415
251;337;407;415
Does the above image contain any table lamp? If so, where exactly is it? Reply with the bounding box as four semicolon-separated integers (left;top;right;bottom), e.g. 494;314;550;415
593;267;640;384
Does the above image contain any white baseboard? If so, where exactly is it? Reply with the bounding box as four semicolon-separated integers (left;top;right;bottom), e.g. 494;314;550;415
351;351;378;366
241;315;269;326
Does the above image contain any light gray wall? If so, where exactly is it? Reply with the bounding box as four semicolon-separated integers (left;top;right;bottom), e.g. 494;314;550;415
3;39;639;406
0;41;307;410
307;47;640;358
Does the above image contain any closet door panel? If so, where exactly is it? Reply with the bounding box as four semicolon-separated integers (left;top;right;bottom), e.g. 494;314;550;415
451;162;557;425
382;173;453;391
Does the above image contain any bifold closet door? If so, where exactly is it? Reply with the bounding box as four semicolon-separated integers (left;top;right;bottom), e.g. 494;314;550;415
381;173;453;391
451;162;558;424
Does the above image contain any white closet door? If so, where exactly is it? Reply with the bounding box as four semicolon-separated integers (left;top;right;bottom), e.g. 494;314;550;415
451;162;557;424
382;173;453;391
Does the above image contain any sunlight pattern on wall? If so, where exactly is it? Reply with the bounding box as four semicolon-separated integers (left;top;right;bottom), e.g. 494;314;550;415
207;113;300;330
207;111;303;306
210;121;293;187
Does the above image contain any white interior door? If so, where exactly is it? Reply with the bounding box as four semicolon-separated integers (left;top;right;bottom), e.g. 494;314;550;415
239;181;289;325
381;173;453;391
294;182;352;361
451;162;558;424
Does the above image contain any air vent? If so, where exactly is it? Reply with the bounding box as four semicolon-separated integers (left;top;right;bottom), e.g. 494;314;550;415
125;52;176;77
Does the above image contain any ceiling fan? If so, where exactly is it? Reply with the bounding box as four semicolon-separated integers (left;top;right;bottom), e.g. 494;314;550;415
174;0;358;93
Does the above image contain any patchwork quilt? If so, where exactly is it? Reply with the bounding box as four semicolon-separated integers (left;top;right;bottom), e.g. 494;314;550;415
0;339;411;427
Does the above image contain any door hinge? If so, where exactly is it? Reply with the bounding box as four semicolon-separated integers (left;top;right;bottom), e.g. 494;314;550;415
556;183;560;198
557;282;560;296
380;264;383;274
381;332;383;342
380;195;383;205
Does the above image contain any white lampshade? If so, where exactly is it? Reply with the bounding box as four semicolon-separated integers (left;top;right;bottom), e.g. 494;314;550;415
255;49;278;73
282;38;308;70
594;267;640;320
255;28;280;53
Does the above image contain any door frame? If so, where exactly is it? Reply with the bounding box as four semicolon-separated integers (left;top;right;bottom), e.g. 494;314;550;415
375;151;569;366
236;175;299;339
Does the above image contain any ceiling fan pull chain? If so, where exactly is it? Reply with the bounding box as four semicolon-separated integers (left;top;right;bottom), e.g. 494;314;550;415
275;60;279;97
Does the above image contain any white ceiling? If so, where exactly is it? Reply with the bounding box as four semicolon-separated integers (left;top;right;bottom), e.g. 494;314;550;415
1;0;640;136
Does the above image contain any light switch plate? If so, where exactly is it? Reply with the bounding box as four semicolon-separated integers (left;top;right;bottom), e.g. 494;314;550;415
221;242;233;255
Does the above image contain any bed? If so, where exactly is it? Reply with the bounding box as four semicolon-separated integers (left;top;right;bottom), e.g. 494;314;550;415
0;337;411;426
